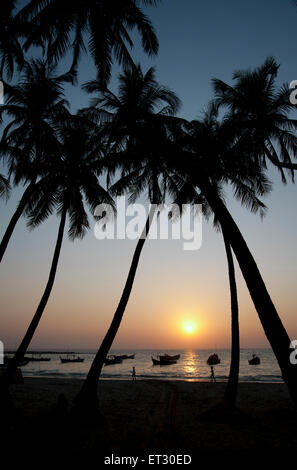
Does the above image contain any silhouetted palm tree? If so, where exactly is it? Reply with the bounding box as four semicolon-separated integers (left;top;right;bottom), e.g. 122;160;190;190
171;108;271;407
208;58;297;404
73;65;180;417
0;0;26;80
212;57;297;175
175;94;297;404
0;173;10;199
19;0;160;86
222;228;239;406
1;116;113;388
0;59;73;263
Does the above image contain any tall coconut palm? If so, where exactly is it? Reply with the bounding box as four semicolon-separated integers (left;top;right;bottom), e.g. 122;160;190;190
207;57;297;404
18;0;160;87
222;228;239;406
1;115;113;389
174;102;297;405
73;65;181;417
0;59;73;263
170;109;271;407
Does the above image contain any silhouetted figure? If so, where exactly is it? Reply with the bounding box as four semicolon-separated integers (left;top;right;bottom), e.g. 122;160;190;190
210;366;216;383
132;366;136;381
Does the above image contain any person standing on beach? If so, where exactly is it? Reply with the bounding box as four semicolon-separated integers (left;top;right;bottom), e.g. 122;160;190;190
132;366;136;381
210;366;216;383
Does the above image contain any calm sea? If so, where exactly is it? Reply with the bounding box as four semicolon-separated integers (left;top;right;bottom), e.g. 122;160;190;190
17;349;283;382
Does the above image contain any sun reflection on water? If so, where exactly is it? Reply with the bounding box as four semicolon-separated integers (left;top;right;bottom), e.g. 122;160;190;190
183;350;199;377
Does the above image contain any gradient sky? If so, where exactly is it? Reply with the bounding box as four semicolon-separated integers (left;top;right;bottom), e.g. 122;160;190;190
1;0;297;350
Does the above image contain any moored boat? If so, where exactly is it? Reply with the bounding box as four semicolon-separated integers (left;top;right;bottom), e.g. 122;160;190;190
60;354;84;363
152;356;177;365
158;353;180;361
207;353;221;365
248;354;260;365
104;355;123;365
116;354;135;360
24;354;51;362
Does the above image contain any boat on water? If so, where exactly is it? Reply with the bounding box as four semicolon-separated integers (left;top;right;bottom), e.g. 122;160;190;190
249;354;260;365
116;354;135;360
60;354;84;363
207;353;221;365
158;353;180;361
152;356;177;365
104;355;123;365
24;354;51;362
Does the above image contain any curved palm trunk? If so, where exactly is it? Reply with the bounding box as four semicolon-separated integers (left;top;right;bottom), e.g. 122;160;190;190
73;207;155;415
0;182;35;263
202;181;297;405
1;204;67;389
222;227;240;407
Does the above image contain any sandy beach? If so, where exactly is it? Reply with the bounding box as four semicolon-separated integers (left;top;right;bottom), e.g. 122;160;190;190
4;377;297;456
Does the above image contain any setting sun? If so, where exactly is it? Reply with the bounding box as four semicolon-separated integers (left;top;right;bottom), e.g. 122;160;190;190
182;320;198;335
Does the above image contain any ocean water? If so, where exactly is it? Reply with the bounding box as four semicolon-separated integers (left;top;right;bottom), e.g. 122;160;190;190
17;349;283;382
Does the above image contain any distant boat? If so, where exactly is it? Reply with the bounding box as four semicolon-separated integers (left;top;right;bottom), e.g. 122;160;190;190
152;356;177;365
249;354;260;365
24;354;51;362
60;354;84;363
116;354;135;360
207;353;221;365
158;353;180;361
104;355;123;365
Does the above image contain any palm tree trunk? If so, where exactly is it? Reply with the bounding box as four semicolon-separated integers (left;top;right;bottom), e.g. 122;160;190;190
1;204;67;389
202;181;297;405
222;227;240;407
73;207;155;415
0;182;35;263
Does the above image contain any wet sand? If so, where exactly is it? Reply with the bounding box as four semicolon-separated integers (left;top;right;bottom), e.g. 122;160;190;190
5;377;297;455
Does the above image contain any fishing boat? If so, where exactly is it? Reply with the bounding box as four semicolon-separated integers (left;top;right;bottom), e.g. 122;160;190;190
158;353;180;361
24;354;51;362
248;354;260;365
152;356;177;365
104;355;123;365
207;353;221;365
60;354;84;363
116;354;135;360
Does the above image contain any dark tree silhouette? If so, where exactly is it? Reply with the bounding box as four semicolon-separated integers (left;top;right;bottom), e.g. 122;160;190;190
212;57;297;175
206;58;297;404
1;116;113;390
73;65;181;417
18;0;160;87
174;106;297;404
222;227;239;407
0;0;26;80
0;59;73;263
170;107;271;407
0;173;10;199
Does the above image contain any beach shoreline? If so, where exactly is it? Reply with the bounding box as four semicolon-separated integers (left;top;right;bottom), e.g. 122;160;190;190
23;374;284;384
5;377;297;453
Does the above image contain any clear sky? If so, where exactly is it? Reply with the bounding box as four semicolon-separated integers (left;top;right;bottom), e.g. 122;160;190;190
1;0;297;350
